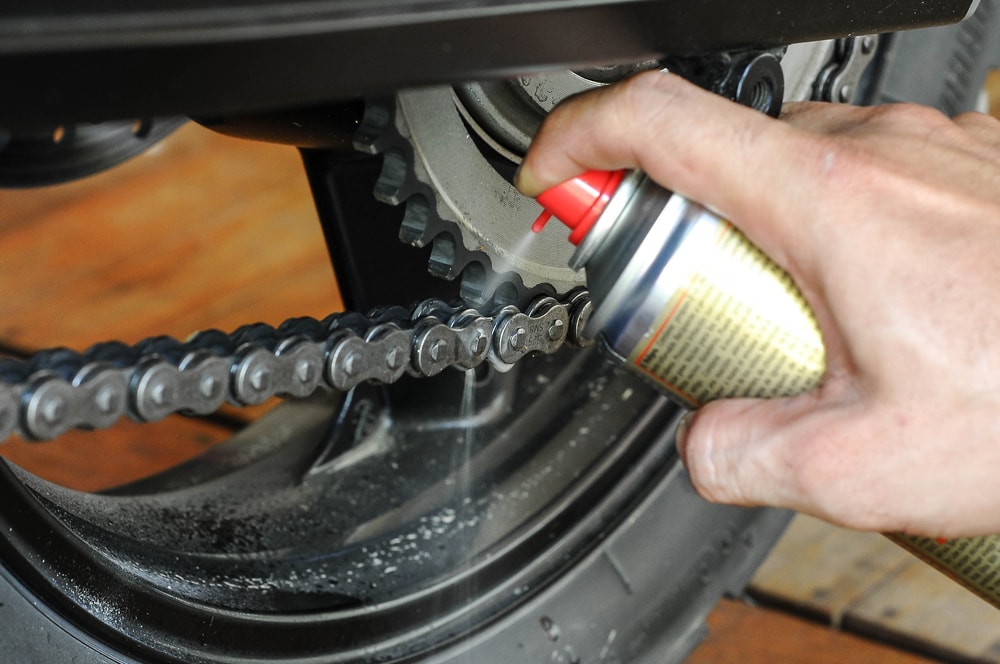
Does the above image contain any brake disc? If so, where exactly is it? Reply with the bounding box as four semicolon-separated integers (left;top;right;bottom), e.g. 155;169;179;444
354;42;837;307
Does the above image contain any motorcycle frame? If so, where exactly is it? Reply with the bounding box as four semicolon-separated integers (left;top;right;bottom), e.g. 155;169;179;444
0;0;979;125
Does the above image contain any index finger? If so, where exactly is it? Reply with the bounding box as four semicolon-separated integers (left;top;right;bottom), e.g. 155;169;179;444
516;71;825;268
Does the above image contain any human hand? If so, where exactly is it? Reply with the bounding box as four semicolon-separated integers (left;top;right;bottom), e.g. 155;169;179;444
516;71;1000;537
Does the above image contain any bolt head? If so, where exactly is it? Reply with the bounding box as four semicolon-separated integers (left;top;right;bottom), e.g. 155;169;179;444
343;353;358;376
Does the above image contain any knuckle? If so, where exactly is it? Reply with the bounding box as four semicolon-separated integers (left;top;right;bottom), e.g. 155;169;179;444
727;116;766;159
789;433;892;531
789;450;853;522
953;112;1000;152
618;71;681;127
953;110;996;128
867;102;949;129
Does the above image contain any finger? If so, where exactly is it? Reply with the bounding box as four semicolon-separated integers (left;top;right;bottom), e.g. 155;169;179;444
676;387;886;522
679;389;925;533
678;395;816;509
514;81;637;196
517;71;826;265
520;71;793;200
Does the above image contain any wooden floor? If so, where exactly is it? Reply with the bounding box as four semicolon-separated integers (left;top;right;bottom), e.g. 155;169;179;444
0;126;342;491
690;598;940;664
2;74;1000;660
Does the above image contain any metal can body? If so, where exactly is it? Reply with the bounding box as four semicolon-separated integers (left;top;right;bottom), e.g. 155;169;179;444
576;173;825;408
890;533;1000;607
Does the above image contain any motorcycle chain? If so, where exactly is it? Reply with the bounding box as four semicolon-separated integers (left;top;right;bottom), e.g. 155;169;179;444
0;290;594;443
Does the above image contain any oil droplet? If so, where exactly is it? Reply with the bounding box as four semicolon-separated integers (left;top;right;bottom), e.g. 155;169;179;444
540;615;561;642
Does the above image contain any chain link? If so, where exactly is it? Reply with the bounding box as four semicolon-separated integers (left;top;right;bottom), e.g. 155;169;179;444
0;289;594;443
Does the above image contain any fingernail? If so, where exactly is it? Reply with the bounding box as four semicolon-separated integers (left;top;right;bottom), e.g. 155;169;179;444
674;411;692;462
514;163;541;197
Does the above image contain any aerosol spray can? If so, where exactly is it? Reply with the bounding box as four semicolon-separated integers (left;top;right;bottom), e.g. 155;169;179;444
532;168;1000;610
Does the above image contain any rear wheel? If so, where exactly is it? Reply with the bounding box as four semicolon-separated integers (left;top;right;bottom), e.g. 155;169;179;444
0;6;997;661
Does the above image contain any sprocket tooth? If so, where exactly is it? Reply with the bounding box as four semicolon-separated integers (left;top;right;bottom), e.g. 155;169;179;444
458;261;489;305
428;234;462;280
459;259;552;308
353;97;395;154
373;148;415;205
399;195;433;247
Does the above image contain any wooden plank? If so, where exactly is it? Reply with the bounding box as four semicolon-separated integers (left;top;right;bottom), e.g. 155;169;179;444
0;123;343;484
688;598;939;664
753;515;1000;662
0;123;342;352
846;558;1000;663
750;515;915;625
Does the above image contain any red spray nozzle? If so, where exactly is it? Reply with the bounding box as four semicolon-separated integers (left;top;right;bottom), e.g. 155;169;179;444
531;169;626;245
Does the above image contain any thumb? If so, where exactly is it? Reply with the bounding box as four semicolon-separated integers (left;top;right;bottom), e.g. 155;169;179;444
675;396;818;509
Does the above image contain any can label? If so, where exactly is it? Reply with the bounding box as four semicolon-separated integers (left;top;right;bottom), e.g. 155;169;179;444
626;221;825;407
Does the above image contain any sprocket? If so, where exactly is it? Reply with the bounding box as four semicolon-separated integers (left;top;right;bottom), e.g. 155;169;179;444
355;84;587;308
